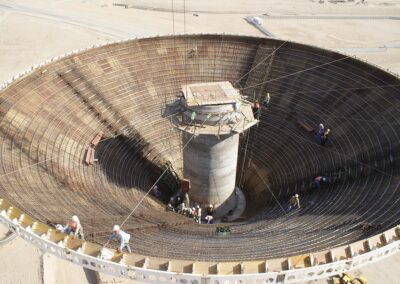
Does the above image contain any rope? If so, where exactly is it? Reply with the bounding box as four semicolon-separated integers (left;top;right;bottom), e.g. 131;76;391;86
171;0;175;36
238;129;251;188
234;127;289;216
99;52;397;233
278;83;400;96
103;114;211;249
252;163;288;216
182;0;189;109
234;41;287;87
183;0;186;35
240;56;350;91
0;148;87;180
213;34;225;82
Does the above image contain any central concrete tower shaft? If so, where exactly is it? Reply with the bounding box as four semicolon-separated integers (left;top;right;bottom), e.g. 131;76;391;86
171;81;257;216
182;132;239;209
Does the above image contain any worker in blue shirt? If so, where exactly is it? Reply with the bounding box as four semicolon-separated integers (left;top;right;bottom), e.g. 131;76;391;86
314;176;330;190
262;93;270;108
316;123;324;144
109;225;131;253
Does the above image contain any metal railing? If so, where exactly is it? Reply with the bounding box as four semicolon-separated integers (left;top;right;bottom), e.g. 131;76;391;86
0;198;399;284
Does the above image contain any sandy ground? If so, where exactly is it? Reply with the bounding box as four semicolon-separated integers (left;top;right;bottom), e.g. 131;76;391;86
0;0;399;83
0;223;104;284
117;0;400;15
0;0;399;283
0;237;42;283
260;17;400;73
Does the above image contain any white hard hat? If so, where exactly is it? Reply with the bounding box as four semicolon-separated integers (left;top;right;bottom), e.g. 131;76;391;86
319;124;324;128
295;194;299;197
72;215;79;223
113;225;120;231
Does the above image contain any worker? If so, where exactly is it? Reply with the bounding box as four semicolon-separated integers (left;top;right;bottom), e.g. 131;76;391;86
205;215;214;224
176;200;185;214
109;225;131;253
318;123;325;135
55;224;64;231
206;204;215;216
288;194;300;211
152;185;162;198
321;129;331;146
315;123;324;144
314;176;329;190
176;196;183;207
182;206;193;217
262;93;270;108
63;215;84;239
166;202;174;212
166;197;175;211
183;192;190;208
191;206;197;219
195;205;202;224
252;100;261;117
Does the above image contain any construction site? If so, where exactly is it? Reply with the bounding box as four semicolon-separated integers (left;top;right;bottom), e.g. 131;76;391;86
0;1;400;284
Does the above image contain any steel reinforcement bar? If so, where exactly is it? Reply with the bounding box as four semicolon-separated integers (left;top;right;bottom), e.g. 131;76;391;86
0;198;399;284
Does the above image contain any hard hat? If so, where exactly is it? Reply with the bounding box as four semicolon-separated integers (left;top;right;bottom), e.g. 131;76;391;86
326;129;331;133
209;204;213;208
71;215;79;223
319;123;324;128
113;225;120;232
196;205;200;209
295;194;299;197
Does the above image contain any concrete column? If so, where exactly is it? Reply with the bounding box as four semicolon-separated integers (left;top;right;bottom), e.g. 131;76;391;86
183;132;239;211
171;81;257;218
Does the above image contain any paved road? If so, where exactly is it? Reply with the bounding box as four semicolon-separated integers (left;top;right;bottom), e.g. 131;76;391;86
261;15;400;20
0;2;128;39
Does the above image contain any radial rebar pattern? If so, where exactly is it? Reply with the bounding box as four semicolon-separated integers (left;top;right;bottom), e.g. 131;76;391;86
0;35;399;261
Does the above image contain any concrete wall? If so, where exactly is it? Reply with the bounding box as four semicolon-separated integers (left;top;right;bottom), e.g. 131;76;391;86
183;132;239;209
